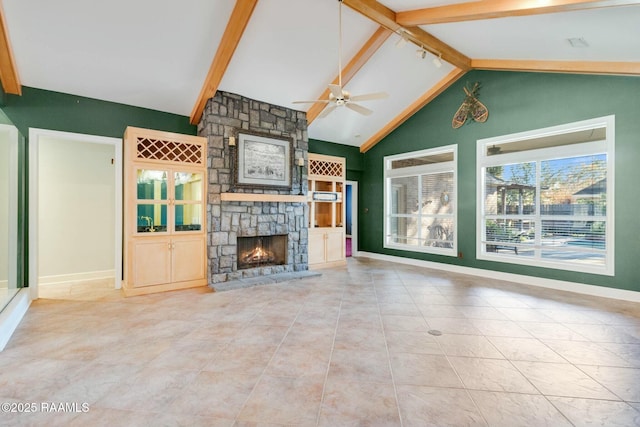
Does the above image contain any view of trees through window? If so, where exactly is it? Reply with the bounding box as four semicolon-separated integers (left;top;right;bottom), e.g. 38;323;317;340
479;116;613;274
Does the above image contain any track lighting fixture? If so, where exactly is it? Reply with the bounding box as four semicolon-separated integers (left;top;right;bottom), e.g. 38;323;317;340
395;35;408;48
433;53;442;68
416;48;426;59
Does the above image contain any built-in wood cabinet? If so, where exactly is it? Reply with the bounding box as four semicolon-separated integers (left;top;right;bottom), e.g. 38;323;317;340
123;127;207;296
307;153;346;268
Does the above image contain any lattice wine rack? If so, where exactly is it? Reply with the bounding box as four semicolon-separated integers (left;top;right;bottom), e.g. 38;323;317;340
135;137;204;165
309;157;344;178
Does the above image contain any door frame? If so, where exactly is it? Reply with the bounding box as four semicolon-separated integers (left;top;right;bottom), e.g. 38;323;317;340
28;129;123;299
346;180;358;256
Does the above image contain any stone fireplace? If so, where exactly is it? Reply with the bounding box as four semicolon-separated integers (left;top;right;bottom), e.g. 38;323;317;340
198;91;309;284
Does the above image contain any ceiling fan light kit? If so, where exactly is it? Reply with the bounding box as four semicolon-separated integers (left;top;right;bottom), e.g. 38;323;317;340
292;0;388;118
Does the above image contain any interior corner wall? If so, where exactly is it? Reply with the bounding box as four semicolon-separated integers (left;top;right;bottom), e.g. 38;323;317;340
360;70;640;293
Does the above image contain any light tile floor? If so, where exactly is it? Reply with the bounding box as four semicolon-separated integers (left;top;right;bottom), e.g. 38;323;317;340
1;258;639;426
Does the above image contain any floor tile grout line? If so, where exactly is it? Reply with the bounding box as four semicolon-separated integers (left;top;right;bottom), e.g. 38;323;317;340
194;288;297;425
404;272;494;427
492;325;626;424
313;282;346;427
544;396;580;427
572;364;633;403
214;286;304;425
377;268;421;427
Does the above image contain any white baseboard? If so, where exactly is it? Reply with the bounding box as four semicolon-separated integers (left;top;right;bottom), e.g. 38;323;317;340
0;280;7;288
0;289;31;351
357;252;640;303
39;269;115;286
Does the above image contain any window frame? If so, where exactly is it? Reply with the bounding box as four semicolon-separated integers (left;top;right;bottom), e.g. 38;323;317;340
384;144;457;256
476;115;615;276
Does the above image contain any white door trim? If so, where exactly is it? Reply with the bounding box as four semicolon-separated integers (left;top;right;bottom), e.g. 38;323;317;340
346;180;358;256
28;129;123;299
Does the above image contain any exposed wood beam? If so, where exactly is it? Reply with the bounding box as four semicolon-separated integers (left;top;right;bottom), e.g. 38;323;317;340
472;59;640;76
343;0;471;70
343;0;398;30
190;0;258;125
359;68;467;153
0;0;21;95
307;26;392;125
397;0;640;26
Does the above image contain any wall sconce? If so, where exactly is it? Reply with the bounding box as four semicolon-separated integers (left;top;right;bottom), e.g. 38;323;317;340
228;136;236;146
297;157;305;196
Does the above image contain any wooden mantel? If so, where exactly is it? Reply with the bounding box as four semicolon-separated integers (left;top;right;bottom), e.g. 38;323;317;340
220;193;307;203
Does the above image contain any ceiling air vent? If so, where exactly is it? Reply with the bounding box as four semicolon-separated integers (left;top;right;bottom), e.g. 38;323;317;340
567;37;589;48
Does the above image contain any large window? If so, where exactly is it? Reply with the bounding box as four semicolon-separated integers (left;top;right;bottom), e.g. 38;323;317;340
477;116;614;275
384;145;457;256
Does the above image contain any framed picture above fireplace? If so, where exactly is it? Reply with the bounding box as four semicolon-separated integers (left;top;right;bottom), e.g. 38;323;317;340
235;132;292;189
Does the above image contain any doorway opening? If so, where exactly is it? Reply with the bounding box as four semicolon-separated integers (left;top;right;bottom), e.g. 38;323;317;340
345;180;358;257
29;129;122;299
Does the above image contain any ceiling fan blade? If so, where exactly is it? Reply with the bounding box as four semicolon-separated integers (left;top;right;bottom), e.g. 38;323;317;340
328;84;343;99
349;92;389;102
346;103;373;116
318;104;338;118
292;100;330;104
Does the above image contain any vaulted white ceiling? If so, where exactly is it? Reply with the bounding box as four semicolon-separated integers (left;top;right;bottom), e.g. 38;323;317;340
2;0;640;151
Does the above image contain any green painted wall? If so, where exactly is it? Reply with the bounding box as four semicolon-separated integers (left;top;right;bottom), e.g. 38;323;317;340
1;86;195;285
1;86;196;139
356;70;640;293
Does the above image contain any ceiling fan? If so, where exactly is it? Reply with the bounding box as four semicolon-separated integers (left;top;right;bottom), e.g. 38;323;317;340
293;0;388;118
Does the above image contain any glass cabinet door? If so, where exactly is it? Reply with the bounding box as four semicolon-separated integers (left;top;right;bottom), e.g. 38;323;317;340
173;172;203;232
136;169;168;233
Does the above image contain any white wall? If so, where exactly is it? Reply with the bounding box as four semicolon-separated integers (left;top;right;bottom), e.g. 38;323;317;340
38;138;115;279
0;131;9;285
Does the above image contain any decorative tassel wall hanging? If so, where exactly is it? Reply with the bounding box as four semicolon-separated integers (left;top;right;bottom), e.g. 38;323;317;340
452;82;488;129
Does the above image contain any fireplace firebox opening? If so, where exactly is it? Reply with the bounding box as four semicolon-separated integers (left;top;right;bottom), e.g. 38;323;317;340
237;235;287;270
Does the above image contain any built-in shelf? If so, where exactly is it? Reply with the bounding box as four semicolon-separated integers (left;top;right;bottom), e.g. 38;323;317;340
221;193;306;203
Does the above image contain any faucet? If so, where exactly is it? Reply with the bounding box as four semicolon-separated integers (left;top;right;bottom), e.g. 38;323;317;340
139;216;155;232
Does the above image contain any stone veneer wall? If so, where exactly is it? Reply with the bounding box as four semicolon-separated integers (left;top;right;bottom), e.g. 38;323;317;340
198;91;309;283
